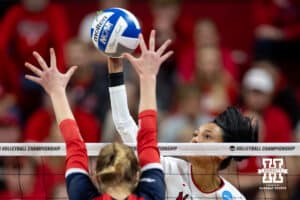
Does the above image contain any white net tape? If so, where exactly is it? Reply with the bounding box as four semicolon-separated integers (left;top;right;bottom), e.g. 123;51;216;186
0;143;299;199
0;142;298;156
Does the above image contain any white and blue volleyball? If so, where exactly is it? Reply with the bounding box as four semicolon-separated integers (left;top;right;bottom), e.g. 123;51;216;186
90;8;141;57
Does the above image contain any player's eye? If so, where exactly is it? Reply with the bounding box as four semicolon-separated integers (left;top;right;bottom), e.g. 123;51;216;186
204;133;211;139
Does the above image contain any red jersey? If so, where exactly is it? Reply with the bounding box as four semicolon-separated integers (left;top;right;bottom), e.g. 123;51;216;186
0;3;69;94
61;110;165;200
253;0;300;39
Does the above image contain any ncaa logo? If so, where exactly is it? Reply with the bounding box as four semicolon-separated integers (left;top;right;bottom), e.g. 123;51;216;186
222;191;232;200
258;158;288;183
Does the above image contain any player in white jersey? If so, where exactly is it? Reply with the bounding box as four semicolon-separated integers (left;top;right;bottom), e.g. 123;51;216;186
107;30;258;200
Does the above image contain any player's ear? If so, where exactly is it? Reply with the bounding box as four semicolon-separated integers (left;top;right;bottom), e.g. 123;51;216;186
132;171;140;188
136;171;141;182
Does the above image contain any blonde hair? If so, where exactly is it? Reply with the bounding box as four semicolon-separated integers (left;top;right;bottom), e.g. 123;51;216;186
95;143;140;192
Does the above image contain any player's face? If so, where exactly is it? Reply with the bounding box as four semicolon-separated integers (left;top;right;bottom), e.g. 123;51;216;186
190;122;224;143
188;123;225;169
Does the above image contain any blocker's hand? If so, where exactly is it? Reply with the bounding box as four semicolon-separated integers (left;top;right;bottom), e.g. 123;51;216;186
25;48;78;97
123;30;173;79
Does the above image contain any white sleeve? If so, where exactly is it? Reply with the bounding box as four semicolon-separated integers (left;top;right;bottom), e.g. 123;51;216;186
109;85;138;143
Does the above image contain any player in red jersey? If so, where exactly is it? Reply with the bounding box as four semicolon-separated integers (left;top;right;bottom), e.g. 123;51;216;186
24;31;173;200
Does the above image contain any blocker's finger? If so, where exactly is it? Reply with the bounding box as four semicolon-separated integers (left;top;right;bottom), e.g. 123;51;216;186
50;48;57;69
139;34;147;52
25;74;42;84
66;66;78;79
157;39;172;56
149;30;156;51
33;51;48;70
122;53;136;65
24;62;43;76
123;53;141;74
160;51;174;63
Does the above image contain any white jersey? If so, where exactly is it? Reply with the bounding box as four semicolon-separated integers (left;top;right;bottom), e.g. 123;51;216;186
109;85;246;200
162;156;245;199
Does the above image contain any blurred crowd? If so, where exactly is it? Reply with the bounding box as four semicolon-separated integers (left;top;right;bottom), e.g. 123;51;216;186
0;0;299;199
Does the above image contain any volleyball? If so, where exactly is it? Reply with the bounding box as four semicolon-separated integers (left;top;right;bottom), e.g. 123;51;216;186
90;8;141;58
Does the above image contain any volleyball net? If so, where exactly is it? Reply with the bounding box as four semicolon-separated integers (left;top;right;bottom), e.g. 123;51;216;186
0;143;299;199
